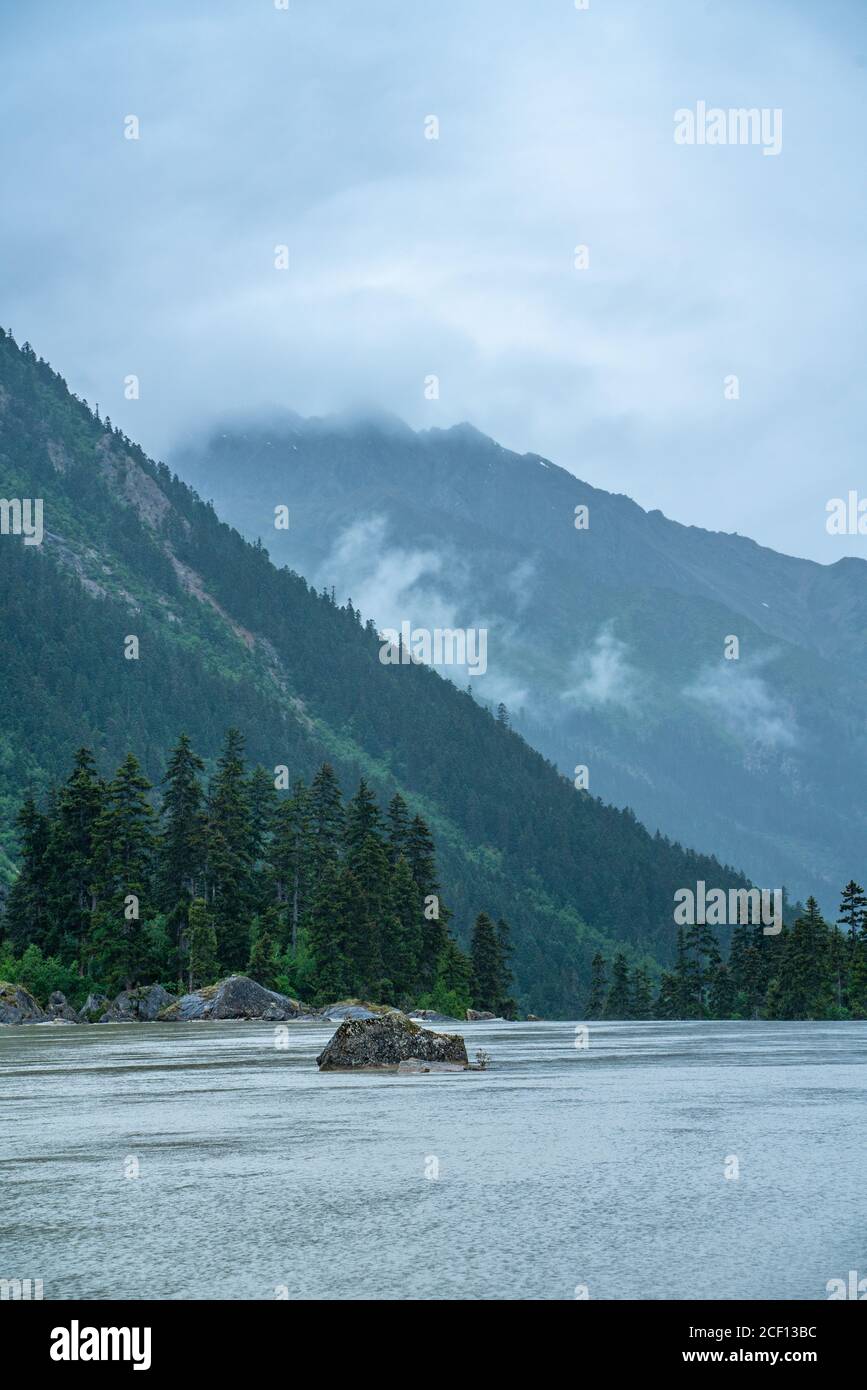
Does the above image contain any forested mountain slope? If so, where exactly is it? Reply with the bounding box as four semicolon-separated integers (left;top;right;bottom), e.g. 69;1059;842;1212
0;331;755;1012
173;413;867;907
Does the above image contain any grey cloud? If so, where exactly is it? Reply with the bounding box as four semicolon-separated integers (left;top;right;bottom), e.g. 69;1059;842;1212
1;0;866;563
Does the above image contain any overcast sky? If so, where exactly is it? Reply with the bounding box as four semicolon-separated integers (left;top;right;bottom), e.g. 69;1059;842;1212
1;0;865;563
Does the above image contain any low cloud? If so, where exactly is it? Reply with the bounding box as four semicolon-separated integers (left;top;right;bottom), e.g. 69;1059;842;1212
506;558;536;615
561;627;636;710
684;659;797;749
317;515;457;633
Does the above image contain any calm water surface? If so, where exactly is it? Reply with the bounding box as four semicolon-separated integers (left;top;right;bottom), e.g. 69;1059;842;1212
1;1019;865;1300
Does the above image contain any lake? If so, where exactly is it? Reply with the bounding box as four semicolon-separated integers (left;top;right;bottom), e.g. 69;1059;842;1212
1;1018;865;1300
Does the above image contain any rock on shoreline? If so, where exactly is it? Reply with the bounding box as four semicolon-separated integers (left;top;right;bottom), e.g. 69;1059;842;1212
99;984;176;1022
47;991;80;1022
408;1008;460;1024
159;975;313;1022
319;1001;385;1022
0;975;317;1025
2;976;519;1031
316;1011;469;1071
0;982;47;1024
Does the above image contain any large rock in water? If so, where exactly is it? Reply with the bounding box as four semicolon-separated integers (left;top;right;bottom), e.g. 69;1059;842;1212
0;981;47;1024
159;974;310;1021
316;1012;468;1071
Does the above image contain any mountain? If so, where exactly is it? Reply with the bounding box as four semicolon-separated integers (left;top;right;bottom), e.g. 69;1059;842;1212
0;331;758;1014
171;412;867;911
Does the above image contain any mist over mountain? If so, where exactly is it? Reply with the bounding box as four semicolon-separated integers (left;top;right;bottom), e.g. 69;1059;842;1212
0;331;765;1014
173;413;867;910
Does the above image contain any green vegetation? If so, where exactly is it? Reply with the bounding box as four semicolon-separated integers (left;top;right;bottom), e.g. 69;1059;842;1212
0;731;514;1014
469;913;515;1016
589;890;867;1020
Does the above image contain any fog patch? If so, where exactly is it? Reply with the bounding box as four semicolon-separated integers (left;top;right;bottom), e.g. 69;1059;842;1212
506;558;536;615
317;516;456;631
561;627;636;710
685;659;797;749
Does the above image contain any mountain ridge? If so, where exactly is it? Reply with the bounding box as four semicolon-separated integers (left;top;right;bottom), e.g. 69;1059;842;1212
172;411;867;906
0;329;761;1013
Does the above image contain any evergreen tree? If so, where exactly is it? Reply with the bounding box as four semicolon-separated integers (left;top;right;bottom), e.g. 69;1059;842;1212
247;926;278;990
345;779;383;860
603;952;632;1019
847;935;867;1018
4;796;52;953
384;855;423;999
728;924;762;1018
308;763;344;880
586;952;607;1017
684;921;721;1016
826;926;847;1014
495;918;516;1018
308;860;353;1002
837;880;866;1014
670;926;699;1019
187;896;218;990
309;777;391;1000
654;970;679;1019
89;753;155;990
765;898;832;1020
406;814;448;990
205;728;255;971
752;918;783;1002
426;935;473;1019
344;831;389;993
837;880;867;943
629;964;653;1020
269;780;312;951
247;765;278;868
470;912;501;1012
156;733;205;911
385;792;410;865
708;962;736;1018
45;747;105;959
406;814;438;901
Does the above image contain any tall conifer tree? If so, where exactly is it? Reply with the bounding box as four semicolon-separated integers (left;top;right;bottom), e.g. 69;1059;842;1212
4;797;52;953
586;952;607;1017
157;733;205;911
269;780;313;951
90;753;155;990
470;912;501;1012
205;728;254;970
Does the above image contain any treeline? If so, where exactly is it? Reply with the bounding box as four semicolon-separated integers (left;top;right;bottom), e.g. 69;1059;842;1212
0;730;515;1016
589;888;867;1021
